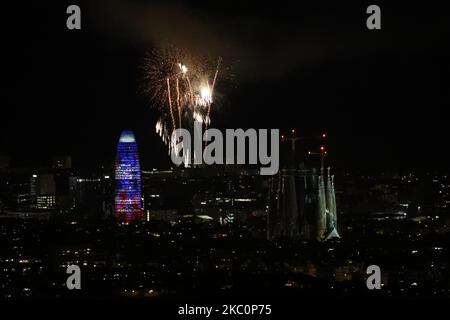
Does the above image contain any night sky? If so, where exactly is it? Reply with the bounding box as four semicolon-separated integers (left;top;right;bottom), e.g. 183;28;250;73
0;1;449;171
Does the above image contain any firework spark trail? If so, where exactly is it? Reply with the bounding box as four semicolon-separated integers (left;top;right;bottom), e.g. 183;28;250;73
204;57;221;142
176;78;182;129
207;57;221;126
166;77;176;131
211;56;222;95
186;76;194;106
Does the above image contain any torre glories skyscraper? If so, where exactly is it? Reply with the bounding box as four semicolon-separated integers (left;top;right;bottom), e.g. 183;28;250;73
115;130;142;222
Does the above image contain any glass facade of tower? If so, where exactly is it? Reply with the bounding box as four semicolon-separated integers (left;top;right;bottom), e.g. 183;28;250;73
115;130;142;221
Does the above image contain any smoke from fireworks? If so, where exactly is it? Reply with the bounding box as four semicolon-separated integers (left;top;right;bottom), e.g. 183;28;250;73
142;47;222;156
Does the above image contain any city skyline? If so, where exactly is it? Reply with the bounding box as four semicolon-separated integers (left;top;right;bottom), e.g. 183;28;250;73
1;0;450;306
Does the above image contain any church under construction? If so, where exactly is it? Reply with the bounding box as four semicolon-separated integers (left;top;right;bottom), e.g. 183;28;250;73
267;132;340;241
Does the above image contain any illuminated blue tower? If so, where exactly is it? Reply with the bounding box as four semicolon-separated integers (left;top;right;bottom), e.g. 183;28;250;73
115;130;142;222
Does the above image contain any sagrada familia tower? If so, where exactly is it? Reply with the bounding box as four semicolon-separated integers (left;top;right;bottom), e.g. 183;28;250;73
268;132;339;241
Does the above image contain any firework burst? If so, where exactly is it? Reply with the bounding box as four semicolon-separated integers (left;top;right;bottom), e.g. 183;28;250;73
142;47;222;156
